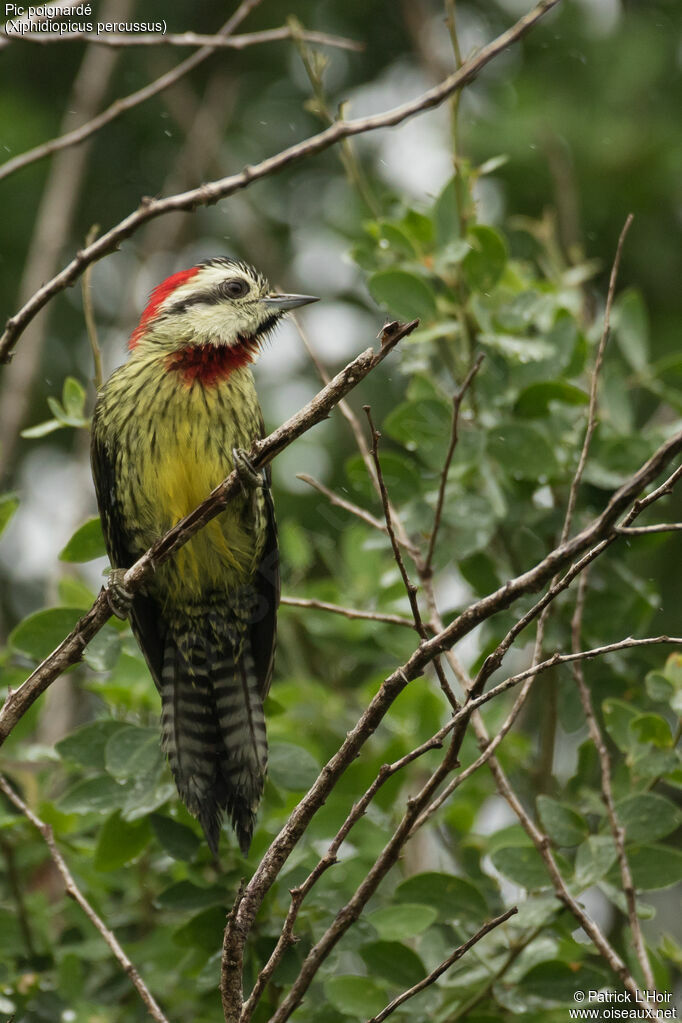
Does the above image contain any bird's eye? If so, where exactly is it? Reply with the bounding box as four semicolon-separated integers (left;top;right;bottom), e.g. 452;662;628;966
221;278;249;299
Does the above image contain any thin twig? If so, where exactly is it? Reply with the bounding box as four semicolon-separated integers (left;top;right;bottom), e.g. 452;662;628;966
0;0;563;363
478;745;658;1019
220;434;682;1021
0;321;415;746
0;0;264;185
0;774;169;1023
81;224;103;391
2;26;363;51
241;724;450;1018
365;405;459;711
412;632;682;831
616;522;682;535
280;596;414;628
293;315;421;560
296;473;391;536
366;907;518;1023
424;354;484;575
570;574;655;989
0;0;132;478
560;213;634;543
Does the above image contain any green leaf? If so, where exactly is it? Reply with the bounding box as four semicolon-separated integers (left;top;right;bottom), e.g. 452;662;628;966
629;712;673;748
490;846;550;890
615;794;682;844
519;961;607;1003
487;422;559;480
368;269;436;322
461;225;507;292
105;726;161;781
376;220;418;257
156;881;225;911
646;670;674;703
575;835;617;888
346;450;421;506
536;796;588;847
59;775;126;814
395;872;488;926
602;698;639;752
172;907;226;953
479;333;556;363
150;814;201;861
0;494;19;538
324;976;387;1018
433;175;461;247
359;941;426;988
83;625;121;672
59;517;107;562
20;418;63;438
94;811;150;870
478;153;509;176
9;606;83;662
268;742;319;791
613;288;649;372
383;397;452;458
56;720;128;771
62;377;87;418
366;903;438;941
612;845;682;890
514;381;589;418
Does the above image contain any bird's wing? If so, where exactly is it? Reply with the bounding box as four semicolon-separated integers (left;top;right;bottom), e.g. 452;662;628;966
91;428;166;691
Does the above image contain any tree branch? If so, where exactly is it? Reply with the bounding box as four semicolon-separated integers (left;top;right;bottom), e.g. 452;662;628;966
366;907;518;1023
0;0;562;364
0;774;170;1023
280;596;414;629
1;26;363;51
570;574;655;989
0;0;264;186
0;320;415;746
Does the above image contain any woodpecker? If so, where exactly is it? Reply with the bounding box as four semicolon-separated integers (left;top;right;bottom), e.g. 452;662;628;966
91;257;317;855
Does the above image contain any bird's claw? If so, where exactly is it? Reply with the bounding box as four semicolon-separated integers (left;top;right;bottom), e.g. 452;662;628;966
106;568;134;620
233;448;264;495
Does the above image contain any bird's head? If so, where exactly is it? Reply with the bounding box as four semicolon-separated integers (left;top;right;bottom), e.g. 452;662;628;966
128;258;318;364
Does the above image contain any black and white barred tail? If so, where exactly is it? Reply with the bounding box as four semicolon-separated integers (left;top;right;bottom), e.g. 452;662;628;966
160;600;268;856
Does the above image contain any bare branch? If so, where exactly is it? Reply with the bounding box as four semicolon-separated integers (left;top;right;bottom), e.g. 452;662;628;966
364;404;459;710
424;353;484;575
293;315;421;560
0;774;170;1023
570;574;655;989
0;321;414;746
82;224;103;391
479;747;658;1019
241;722;450;1019
280;596;414;629
560;213;634;543
617;522;682;535
297;473;391;537
366;907;518;1023
2;26;363;51
0;0;264;186
221;426;682;1017
0;0;562;363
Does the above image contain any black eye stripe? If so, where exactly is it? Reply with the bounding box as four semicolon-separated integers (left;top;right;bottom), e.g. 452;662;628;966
166;279;250;315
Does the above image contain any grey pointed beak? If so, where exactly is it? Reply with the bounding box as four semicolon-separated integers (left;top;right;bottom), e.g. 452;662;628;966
262;293;319;311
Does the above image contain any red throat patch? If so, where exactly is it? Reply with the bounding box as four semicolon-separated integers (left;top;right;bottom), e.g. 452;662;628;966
129;267;200;349
165;340;257;386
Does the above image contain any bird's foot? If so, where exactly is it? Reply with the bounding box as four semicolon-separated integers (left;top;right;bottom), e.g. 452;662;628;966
233;448;264;495
106;568;134;620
